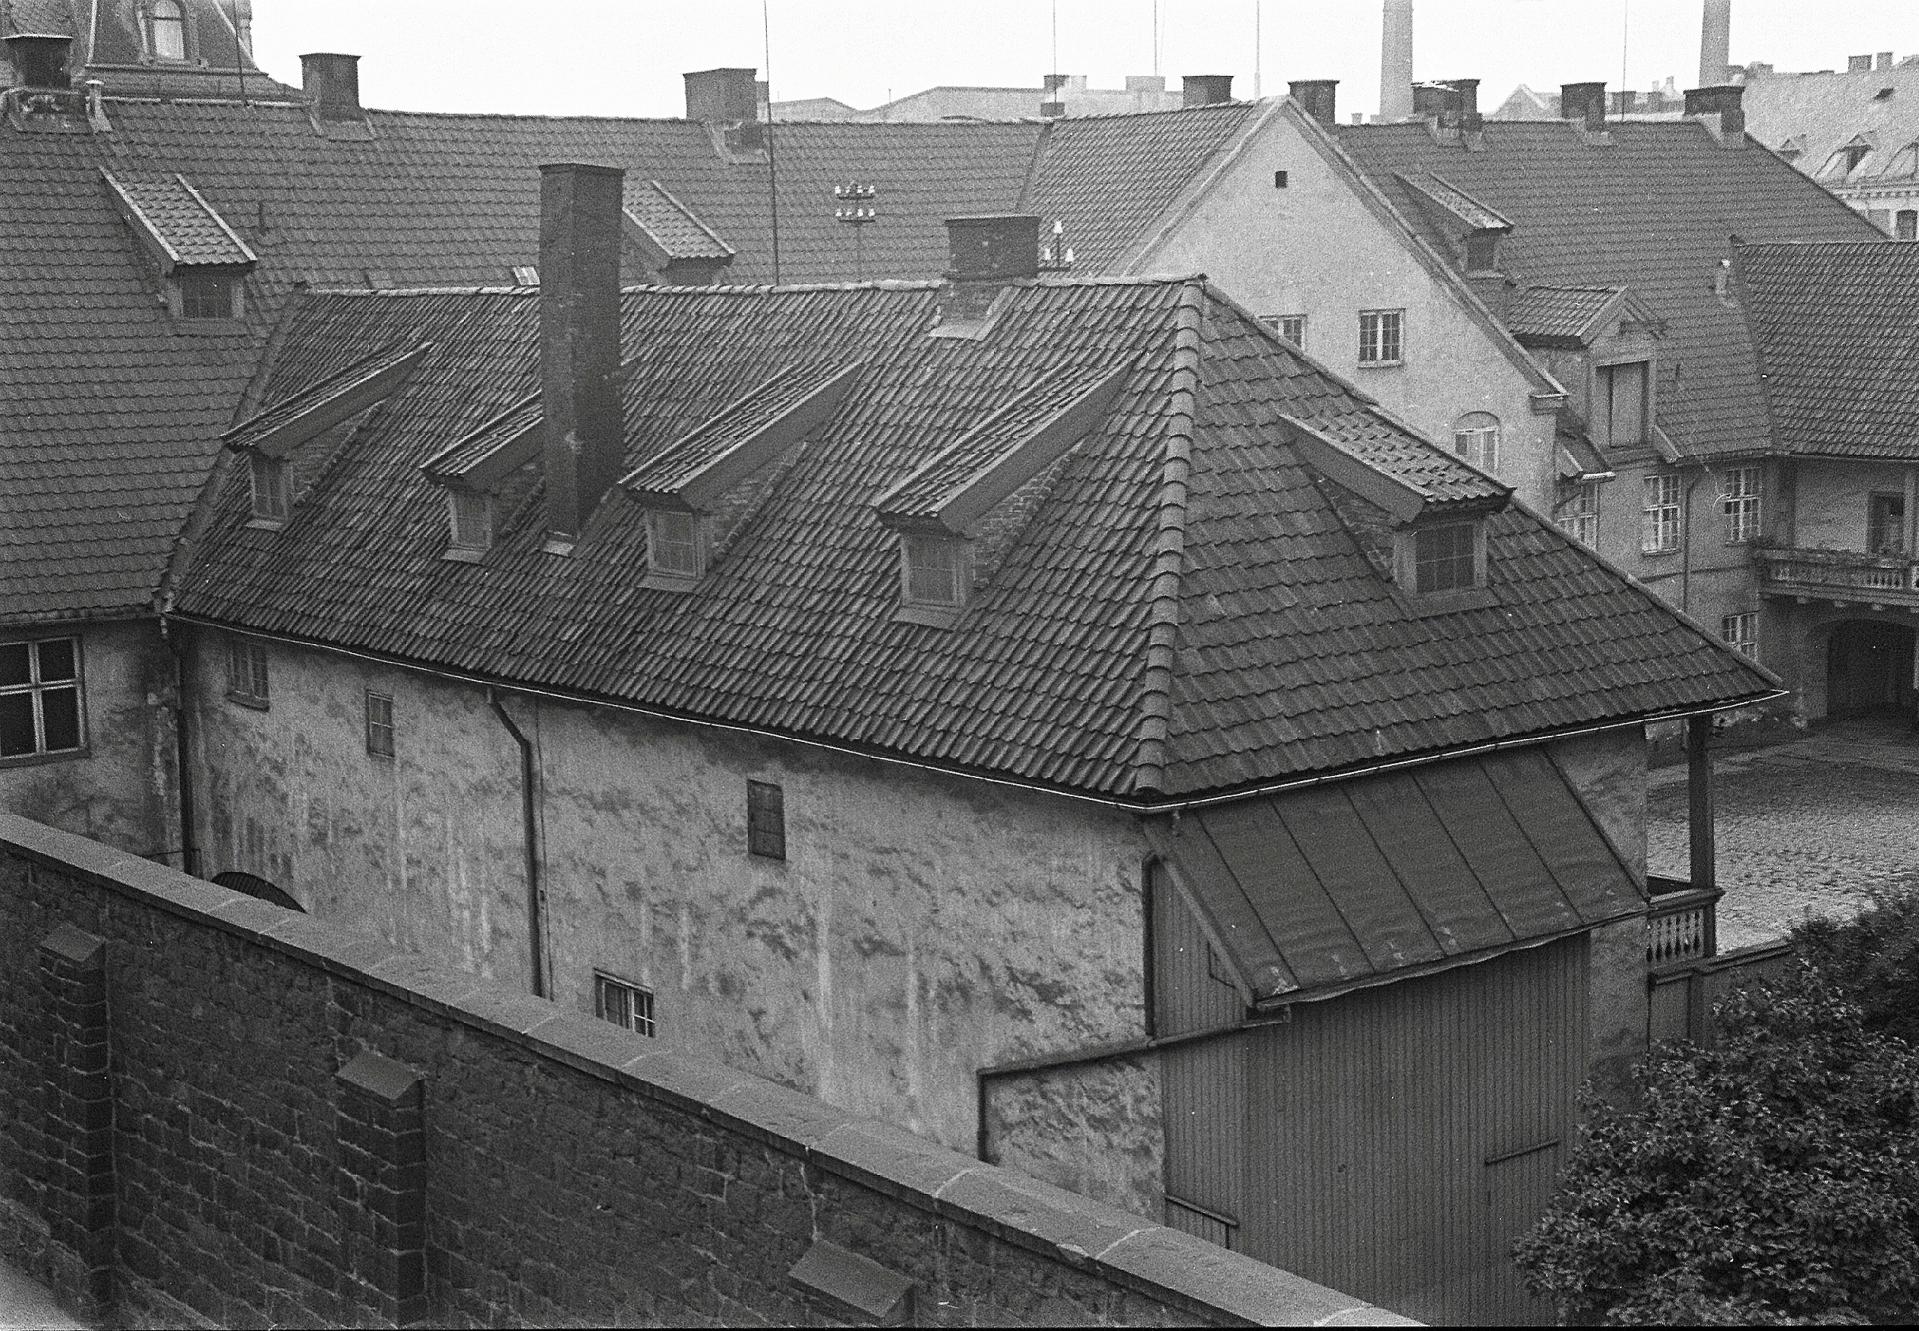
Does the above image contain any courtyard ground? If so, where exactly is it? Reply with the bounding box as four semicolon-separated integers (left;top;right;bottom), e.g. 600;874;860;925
1649;718;1919;951
0;1259;83;1331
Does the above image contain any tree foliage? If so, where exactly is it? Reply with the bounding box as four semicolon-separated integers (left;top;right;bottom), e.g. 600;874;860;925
1514;953;1919;1325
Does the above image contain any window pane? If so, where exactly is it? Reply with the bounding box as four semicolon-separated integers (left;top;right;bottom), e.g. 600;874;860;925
0;642;29;687
40;687;80;752
0;694;34;757
36;638;75;683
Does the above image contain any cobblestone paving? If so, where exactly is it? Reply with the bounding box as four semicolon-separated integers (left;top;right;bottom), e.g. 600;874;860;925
1649;721;1919;951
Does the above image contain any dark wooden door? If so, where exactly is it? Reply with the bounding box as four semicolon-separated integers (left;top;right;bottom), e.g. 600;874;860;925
1828;620;1916;718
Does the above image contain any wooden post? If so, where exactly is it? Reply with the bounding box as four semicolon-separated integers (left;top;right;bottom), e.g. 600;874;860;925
1687;715;1715;892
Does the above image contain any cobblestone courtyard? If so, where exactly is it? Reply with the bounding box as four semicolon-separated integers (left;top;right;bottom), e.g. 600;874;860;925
1650;720;1919;951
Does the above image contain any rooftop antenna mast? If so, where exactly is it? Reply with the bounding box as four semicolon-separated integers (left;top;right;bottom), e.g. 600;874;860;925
1153;0;1160;77
1051;0;1059;92
1255;0;1262;99
764;0;782;285
1620;0;1630;109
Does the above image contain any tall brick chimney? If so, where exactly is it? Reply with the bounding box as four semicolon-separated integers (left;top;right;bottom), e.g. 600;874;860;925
1289;80;1339;126
301;53;363;121
1699;0;1732;89
540;163;626;547
1182;75;1234;107
1561;81;1608;130
937;215;1039;328
1380;0;1414;121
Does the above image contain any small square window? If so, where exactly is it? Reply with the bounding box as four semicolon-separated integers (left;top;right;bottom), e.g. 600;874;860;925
901;534;967;610
1452;413;1500;471
1359;309;1404;365
1410;522;1479;593
225;637;269;708
1721;612;1759;660
594;974;657;1037
747;779;786;860
178;272;237;320
646;508;706;583
249;454;289;523
365;691;395;758
0;637;85;761
1261;314;1307;349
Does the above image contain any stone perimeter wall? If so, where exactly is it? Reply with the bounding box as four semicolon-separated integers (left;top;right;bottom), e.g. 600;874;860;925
0;815;1406;1329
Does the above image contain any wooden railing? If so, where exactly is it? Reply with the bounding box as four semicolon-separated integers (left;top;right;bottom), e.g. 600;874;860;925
1754;546;1919;603
1648;876;1720;968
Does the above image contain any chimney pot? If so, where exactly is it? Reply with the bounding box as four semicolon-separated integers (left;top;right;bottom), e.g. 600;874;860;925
1182;74;1234;107
1125;74;1166;94
1849;55;1873;74
1685;83;1746;137
1289;79;1339;126
1561;81;1607;129
683;68;760;125
539;163;627;546
939;215;1040;327
301;53;363;121
1877;53;1895;72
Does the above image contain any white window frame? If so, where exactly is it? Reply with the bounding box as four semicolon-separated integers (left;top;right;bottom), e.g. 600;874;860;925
1642;473;1683;555
146;0;189;62
594;973;657;1038
1721;466;1762;544
1452;413;1500;472
225;637;269;709
1557;481;1600;548
1721;612;1759;660
900;533;969;612
1358;309;1405;366
365;691;395;758
1262;314;1307;349
0;637;86;762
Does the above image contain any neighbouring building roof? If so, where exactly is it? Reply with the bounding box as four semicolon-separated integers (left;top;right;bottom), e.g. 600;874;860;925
1332;118;1886;459
1505;284;1664;349
1737;240;1919;459
1742;64;1919;190
774;81;1186;124
0;0;296;98
171;278;1772;802
623;178;735;264
0;89;1268;623
100;168;256;268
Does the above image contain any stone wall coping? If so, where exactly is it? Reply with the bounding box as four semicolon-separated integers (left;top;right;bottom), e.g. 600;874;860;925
0;816;1418;1328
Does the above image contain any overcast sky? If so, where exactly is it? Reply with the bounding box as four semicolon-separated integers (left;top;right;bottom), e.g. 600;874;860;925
249;1;1917;120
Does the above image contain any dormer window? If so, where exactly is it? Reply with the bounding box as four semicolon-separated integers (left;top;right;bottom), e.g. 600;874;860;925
1464;233;1500;273
1397;520;1486;595
1595;360;1651;448
901;533;969;610
249;454;289;525
645;509;707;586
179;271;240;321
1820;139;1874;181
446;489;493;557
147;1;188;62
101;170;257;329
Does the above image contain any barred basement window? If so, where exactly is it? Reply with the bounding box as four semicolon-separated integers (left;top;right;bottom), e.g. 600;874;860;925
747;780;786;860
1358;309;1404;365
225;638;269;708
1452;411;1500;471
0;637;84;761
1557;481;1600;548
1721;612;1759;660
595;974;656;1037
249;453;289;523
1721;466;1762;544
1642;473;1682;554
365;691;395;758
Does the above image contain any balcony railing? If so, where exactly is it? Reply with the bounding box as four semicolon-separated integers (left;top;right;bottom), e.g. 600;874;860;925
1754;545;1919;605
1648;876;1720;969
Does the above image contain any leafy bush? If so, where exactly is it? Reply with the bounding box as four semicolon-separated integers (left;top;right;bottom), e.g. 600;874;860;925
1795;884;1919;1044
1514;967;1919;1325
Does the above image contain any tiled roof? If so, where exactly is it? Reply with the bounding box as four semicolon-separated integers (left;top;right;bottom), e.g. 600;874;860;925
4;0;73;37
1332;119;1886;459
1743;66;1919;188
1506;285;1627;345
1736;241;1919;459
1023;102;1266;269
0;92;1257;621
171;279;1773;800
1396;171;1513;231
101;169;257;268
624;178;734;262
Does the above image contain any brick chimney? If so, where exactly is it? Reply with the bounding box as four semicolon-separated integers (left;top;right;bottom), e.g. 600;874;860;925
1380;0;1414;120
1411;82;1455;120
301;54;362;121
684;68;759;124
1182;75;1234;107
1699;0;1732;89
1289;79;1339;127
6;35;72;88
937;215;1039;329
1685;84;1747;145
1041;71;1068;118
1561;81;1608;130
540;163;627;547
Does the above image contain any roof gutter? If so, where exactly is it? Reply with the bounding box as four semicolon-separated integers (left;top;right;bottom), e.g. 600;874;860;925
162;611;1782;818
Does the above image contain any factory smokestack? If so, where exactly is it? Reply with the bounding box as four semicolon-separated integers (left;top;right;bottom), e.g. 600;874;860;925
1380;0;1413;121
1699;0;1732;89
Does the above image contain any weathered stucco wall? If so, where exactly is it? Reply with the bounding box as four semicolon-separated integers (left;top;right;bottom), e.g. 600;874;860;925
0;619;177;864
1793;458;1914;552
184;626;1165;1214
1133;108;1560;513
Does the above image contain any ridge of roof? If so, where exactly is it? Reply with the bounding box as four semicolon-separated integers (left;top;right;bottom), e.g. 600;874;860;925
1131;283;1206;796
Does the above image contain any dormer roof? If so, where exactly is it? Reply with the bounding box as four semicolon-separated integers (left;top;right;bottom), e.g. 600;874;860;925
3;0;74;39
421;390;543;489
101;168;256;271
1395;171;1513;234
623;178;735;268
1506;284;1664;349
223;341;429;458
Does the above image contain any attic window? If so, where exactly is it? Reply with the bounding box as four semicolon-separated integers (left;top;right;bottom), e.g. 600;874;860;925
147;0;188;62
179;272;239;320
1396;520;1486;594
446;489;493;557
645;509;708;586
900;533;969;613
1464;233;1500;273
1820;141;1873;180
1876;87;1897;101
248;455;290;525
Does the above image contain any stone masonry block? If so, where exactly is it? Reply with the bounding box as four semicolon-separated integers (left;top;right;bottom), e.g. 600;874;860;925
790;1239;915;1326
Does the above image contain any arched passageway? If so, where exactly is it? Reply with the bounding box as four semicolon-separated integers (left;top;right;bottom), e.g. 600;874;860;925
1825;619;1917;720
